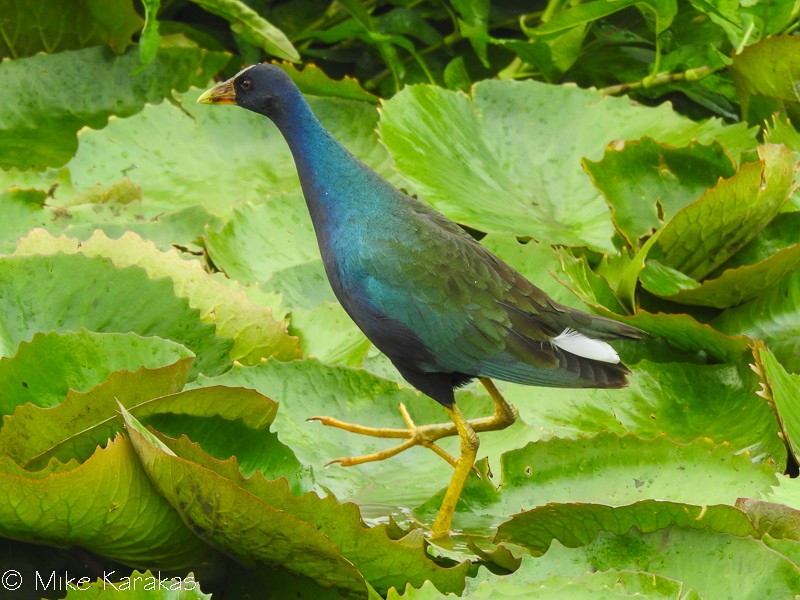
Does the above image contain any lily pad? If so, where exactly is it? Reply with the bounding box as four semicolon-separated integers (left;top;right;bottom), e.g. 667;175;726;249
378;79;756;250
649;144;796;281
583;137;737;247
0;330;193;416
0;42;228;169
0;252;231;376
15;229;299;364
122;407;469;596
0;435;222;570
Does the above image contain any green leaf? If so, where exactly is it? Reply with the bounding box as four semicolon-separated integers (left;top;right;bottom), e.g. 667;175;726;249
465;434;779;532
0;330;193;415
121;410;366;599
189;0;299;61
452;0;490;66
650;144;797;280
639;259;701;296
0;435;222;570
506;527;800;598
136;0;163;71
753;343;800;465
712;212;800;272
463;566;695;599
583;138;737;247
713;270;800;373
15;229;300;363
644;243;800;308
730;36;800;125
290;302;372;366
0;188;51;253
0;253;231;376
205;198;323;288
138;387;308;491
0;0;142;59
556;251;754;362
9;87;393;220
535;0;677;36
736;497;800;541
0;178;217;254
496;500;755;553
278;62;379;103
59;204;224;255
378;79;756;250
500;358;785;467
122;406;469;596
0;41;229;169
0;352;193;468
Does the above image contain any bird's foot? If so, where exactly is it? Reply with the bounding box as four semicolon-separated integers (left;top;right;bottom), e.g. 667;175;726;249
307;402;460;467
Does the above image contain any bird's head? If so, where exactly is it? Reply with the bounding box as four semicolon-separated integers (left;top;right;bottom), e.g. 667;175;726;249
197;64;298;119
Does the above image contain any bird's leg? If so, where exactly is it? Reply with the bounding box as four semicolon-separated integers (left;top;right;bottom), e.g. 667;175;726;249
473;377;519;431
431;404;478;537
307;378;517;467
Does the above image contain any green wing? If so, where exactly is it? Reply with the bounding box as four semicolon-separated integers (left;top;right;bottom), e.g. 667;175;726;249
358;198;640;387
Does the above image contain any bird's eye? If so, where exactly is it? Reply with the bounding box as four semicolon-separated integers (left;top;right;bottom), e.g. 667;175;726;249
241;78;252;91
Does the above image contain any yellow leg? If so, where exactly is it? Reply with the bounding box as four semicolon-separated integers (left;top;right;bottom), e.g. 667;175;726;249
431;404;478;537
307;377;517;467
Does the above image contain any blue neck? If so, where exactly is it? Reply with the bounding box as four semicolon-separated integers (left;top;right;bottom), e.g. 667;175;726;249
269;97;389;231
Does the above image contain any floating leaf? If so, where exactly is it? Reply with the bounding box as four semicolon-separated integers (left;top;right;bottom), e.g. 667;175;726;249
447;434;779;532
0;0;142;58
0;354;192;467
8;87;394;219
753;343;800;465
713;270;800;373
379;79;756;250
643;243;800;308
0;330;193;416
205;198;327;298
290;302;372;366
0;41;229;169
0;253;231;376
15;229;299;363
503;526;800;598
462;566;695;599
650;144;796;280
583;138;736;247
0;188;50;252
123;407;469;596
496;500;755;553
0;436;222;570
500;358;784;467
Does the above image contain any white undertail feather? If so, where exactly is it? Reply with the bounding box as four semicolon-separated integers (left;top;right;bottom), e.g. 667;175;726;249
551;328;620;364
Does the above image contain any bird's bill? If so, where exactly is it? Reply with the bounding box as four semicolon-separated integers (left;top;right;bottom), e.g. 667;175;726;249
197;79;236;105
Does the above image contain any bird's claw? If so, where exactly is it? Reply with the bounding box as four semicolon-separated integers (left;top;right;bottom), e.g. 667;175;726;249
306;404;461;468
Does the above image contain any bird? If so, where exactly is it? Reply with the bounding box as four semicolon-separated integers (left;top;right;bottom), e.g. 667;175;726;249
198;64;642;537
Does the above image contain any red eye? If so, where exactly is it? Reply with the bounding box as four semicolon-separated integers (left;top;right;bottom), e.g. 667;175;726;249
241;79;252;91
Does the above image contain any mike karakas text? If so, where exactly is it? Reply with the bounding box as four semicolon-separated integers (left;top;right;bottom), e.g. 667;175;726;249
36;570;198;592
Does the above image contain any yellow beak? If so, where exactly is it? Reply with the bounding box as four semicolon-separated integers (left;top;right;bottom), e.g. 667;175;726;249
197;79;237;105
